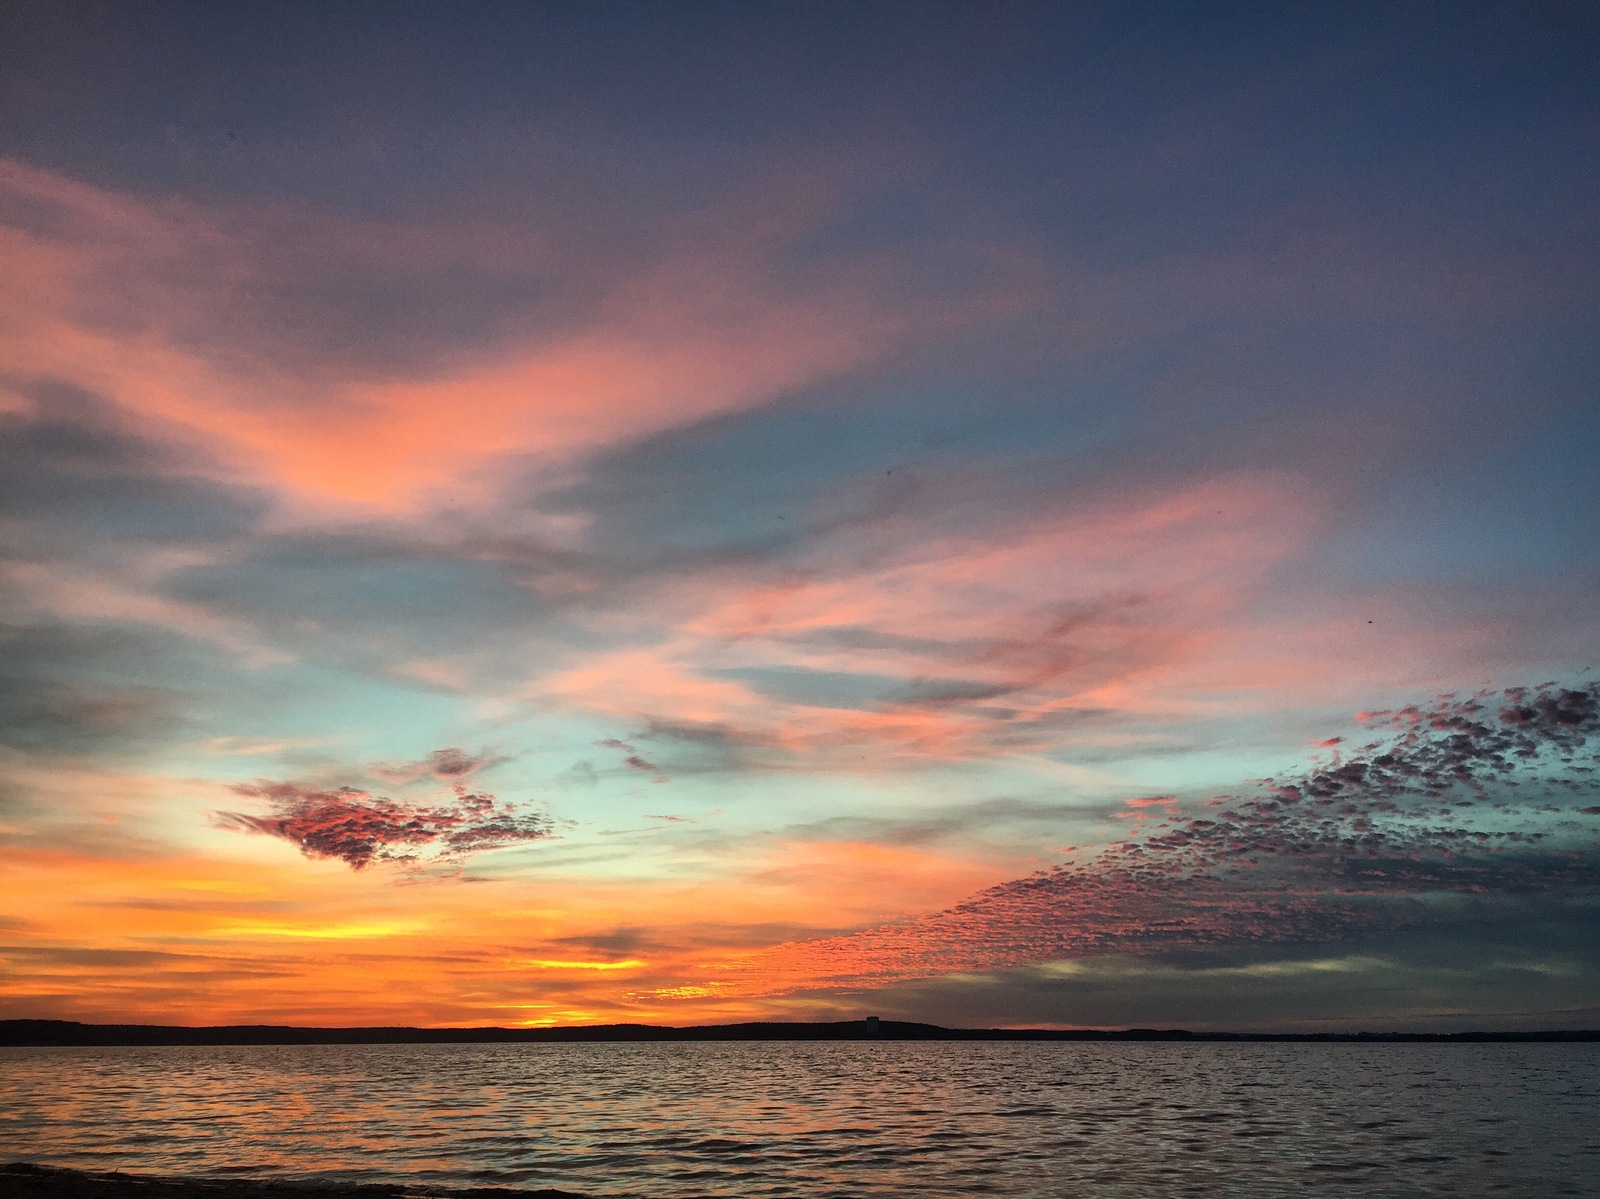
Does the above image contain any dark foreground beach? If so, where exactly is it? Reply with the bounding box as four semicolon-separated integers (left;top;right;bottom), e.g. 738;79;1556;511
2;1166;590;1199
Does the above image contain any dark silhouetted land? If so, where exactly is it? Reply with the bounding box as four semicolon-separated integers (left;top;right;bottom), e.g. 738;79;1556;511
3;1018;1596;1046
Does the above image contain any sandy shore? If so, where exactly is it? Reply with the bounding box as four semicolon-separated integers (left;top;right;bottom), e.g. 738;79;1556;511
2;1165;591;1199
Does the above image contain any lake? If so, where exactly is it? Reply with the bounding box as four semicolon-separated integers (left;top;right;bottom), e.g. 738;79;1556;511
2;1041;1597;1197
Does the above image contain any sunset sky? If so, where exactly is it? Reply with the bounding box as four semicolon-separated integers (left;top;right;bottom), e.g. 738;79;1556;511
2;1;1597;1031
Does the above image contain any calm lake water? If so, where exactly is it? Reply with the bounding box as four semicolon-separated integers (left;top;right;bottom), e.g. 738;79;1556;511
2;1042;1597;1197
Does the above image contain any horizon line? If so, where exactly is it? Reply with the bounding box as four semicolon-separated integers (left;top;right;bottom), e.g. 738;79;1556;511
5;1017;1598;1045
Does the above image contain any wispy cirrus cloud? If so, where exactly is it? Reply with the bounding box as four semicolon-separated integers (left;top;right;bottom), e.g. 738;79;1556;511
0;154;1017;514
367;747;506;786
534;471;1326;768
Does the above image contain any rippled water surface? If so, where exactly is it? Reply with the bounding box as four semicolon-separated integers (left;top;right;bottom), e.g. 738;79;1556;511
3;1042;1598;1197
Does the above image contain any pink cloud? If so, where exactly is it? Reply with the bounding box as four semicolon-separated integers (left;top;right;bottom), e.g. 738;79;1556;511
215;771;553;870
664;682;1600;1000
0;157;1014;513
535;472;1325;764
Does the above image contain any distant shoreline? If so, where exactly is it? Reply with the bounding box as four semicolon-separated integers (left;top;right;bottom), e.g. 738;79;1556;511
1;1164;589;1199
4;1018;1598;1046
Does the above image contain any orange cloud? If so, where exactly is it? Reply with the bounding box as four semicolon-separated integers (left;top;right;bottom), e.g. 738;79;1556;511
0;157;992;513
0;795;1005;1026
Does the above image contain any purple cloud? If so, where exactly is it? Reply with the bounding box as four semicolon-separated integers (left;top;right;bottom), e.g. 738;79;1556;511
216;770;553;870
369;746;504;786
723;682;1600;995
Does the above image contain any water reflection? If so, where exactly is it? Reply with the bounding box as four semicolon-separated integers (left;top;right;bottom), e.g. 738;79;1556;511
2;1042;1596;1197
